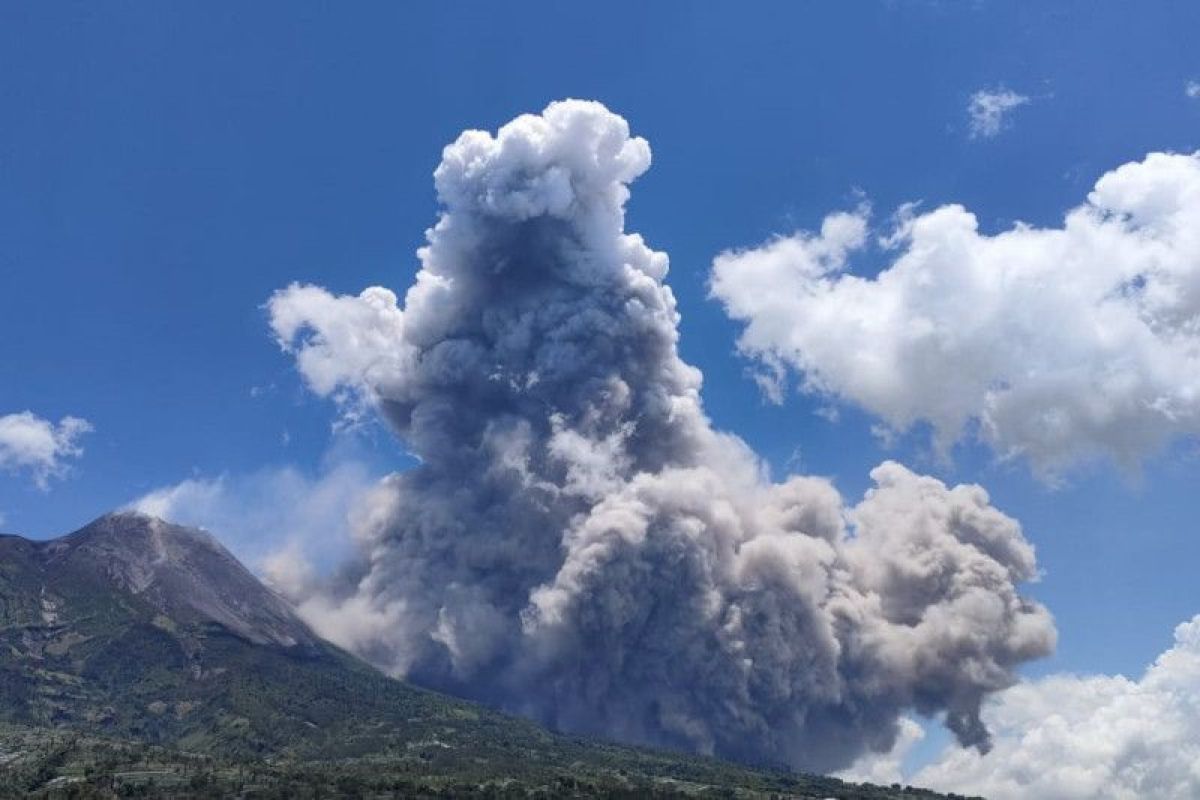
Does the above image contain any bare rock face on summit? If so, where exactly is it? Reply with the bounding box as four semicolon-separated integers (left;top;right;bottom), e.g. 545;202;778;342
42;511;316;648
0;512;368;754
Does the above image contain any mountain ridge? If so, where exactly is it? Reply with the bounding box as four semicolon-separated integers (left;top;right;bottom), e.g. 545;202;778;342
0;512;975;799
45;511;317;648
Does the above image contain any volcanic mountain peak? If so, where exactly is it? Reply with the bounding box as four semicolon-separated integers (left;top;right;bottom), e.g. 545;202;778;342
27;511;316;649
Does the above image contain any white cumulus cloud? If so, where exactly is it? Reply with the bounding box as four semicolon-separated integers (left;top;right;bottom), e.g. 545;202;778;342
712;150;1200;481
907;614;1200;799
967;88;1030;138
0;411;92;489
1187;81;1200;99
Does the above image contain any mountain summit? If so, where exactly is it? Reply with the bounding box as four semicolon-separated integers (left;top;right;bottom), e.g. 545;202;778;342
0;511;380;754
45;511;316;648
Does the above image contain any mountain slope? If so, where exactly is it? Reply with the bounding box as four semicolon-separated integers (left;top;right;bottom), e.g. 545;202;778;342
1;512;490;756
49;512;316;648
0;513;971;799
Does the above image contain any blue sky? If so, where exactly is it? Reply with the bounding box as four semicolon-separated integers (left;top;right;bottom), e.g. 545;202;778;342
3;3;1200;786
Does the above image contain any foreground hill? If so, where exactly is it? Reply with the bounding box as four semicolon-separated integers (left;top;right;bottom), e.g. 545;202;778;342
0;512;973;799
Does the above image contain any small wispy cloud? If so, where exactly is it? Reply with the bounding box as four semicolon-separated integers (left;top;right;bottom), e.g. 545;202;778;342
1187;80;1200;99
0;411;92;489
967;87;1030;139
128;457;380;594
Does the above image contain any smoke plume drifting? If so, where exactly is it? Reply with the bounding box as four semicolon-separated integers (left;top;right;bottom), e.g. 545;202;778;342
268;100;1054;771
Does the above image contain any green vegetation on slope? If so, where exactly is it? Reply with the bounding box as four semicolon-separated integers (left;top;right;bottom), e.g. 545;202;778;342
0;724;976;800
0;521;978;799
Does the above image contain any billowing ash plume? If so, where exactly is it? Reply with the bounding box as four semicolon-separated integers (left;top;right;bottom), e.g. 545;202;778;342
267;100;1054;772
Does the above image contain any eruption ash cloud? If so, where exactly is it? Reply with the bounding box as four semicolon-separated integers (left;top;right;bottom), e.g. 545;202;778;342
268;100;1053;772
712;150;1200;481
